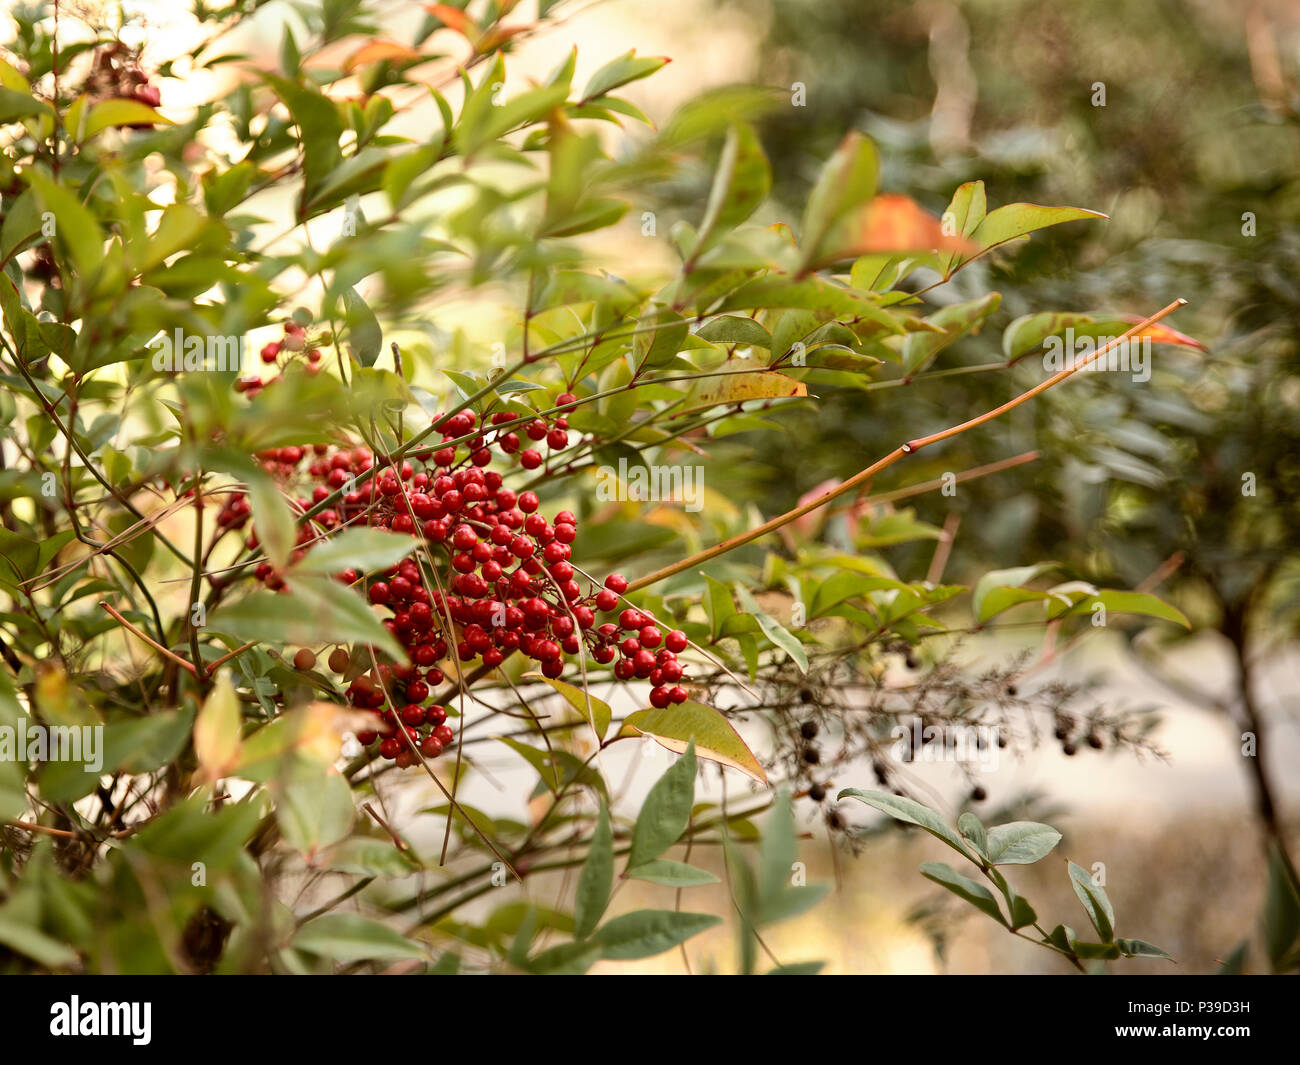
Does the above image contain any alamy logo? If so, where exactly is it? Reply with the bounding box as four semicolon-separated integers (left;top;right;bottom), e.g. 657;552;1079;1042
0;718;102;772
149;328;248;372
50;997;151;1045
594;458;704;512
1042;329;1151;383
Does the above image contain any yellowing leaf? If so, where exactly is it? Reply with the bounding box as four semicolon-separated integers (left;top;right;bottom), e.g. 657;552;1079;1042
194;672;243;782
83;98;172;139
236;702;368;780
524;673;611;741
621;701;767;783
693;359;808;406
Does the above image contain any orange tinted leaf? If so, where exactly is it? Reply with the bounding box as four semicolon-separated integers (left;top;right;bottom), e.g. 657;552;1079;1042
425;4;478;38
343;40;423;73
1114;317;1207;351
476;24;532;54
807;194;975;270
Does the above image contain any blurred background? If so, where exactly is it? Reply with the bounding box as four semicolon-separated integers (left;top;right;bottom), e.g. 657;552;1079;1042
125;0;1300;972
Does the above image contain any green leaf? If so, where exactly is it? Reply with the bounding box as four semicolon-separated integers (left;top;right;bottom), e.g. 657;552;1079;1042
82;99;171;139
766;961;826;975
1117;938;1173;961
291;528;414;578
809;573;907;618
1044;924;1074;954
341;286;382;367
759;881;831;925
325;837;421;877
1072;940;1121;960
246;470;296;570
624;858;719;887
528;940;602;974
703;574;738;638
697;315;772;349
734;584;807;673
1068;860;1116;942
581;51;669;103
1072;590;1190;629
100;707;195;774
1002;311;1107;363
0;913;77;968
0;668;29;820
626;741;696;869
957;812;988;858
635;311;689;371
1008;891;1038;931
497;735;562;791
0;189;43;264
984;821;1062;865
920;861;1006;927
131;794;262;870
0;87;50;123
24;169;105;277
837;789;973;860
971;202;1107;253
275;761;356;857
971;563;1058;624
593;909;721;960
1262;844;1300;971
266;75;344;207
798;131;879;272
573;802;614;938
624;701;766;783
901;292;1001;377
758;788;797;912
210;577;404;660
293;913;428;963
1217;941;1248;974
943;180;987;239
528;673;611;741
692;123;770;257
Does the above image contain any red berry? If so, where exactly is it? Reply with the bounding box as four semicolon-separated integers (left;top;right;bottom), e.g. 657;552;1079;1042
605;573;628;594
665;629;688;653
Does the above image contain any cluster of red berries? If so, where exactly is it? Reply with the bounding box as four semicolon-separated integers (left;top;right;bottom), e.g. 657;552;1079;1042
232;321;323;396
215;392;693;765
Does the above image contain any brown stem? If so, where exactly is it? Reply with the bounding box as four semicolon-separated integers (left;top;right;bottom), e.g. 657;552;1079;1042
628;300;1186;593
99;601;199;678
